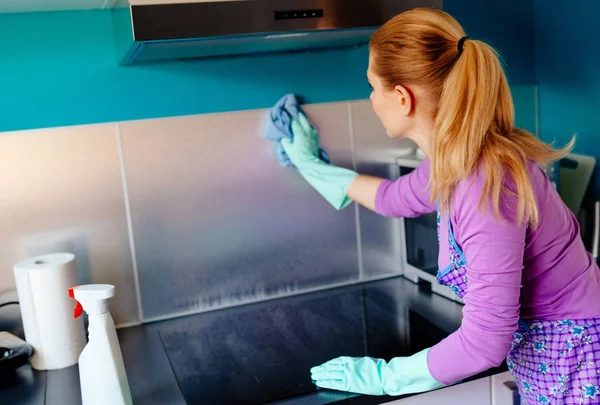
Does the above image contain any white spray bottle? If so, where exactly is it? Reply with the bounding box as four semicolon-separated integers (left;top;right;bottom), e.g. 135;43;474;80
68;284;133;405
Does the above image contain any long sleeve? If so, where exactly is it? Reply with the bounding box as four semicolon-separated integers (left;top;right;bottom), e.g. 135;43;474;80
375;159;436;218
427;175;525;385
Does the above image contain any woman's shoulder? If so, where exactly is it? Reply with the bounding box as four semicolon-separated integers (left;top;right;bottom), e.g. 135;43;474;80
452;160;544;222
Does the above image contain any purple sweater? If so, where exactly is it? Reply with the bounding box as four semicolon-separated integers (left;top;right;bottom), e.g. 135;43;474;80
375;159;600;385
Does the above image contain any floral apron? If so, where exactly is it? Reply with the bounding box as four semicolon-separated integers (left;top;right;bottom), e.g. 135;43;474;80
436;211;600;404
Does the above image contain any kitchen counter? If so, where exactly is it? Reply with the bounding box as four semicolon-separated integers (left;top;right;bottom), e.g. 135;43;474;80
1;275;507;405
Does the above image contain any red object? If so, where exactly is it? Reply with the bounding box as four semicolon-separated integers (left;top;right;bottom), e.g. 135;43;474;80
73;301;84;318
68;287;83;318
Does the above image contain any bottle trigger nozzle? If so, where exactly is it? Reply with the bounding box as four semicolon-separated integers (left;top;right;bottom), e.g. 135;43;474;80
68;287;84;318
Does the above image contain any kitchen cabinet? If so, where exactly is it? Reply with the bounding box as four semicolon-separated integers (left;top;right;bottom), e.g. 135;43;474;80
386;371;517;405
387;376;491;405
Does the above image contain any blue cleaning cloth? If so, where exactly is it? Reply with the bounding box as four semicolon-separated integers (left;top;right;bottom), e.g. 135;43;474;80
263;94;330;167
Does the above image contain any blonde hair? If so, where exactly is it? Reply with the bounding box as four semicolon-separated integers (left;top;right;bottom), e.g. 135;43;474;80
370;8;572;227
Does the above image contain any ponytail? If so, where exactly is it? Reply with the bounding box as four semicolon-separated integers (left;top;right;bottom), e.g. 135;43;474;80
370;8;572;227
432;39;571;226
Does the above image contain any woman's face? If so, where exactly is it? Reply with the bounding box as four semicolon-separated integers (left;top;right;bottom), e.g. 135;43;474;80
367;52;415;139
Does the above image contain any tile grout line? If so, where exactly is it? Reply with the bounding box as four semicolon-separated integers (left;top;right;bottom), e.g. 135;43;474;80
116;123;144;323
355;204;365;281
115;320;142;330
348;102;365;282
348;102;359;171
391;162;404;275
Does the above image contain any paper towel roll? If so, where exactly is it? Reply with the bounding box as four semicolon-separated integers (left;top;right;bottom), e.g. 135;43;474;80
13;253;86;370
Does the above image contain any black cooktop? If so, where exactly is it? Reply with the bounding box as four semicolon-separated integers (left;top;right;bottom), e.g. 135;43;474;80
153;276;488;405
0;275;508;405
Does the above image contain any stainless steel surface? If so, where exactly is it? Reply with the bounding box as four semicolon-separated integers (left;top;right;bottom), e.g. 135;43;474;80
0;99;423;327
120;103;360;320
133;0;388;39
128;29;373;63
0;124;139;326
396;156;460;303
119;0;443;64
350;101;411;278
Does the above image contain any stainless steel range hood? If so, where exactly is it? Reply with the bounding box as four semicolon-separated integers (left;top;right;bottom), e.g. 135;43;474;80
115;0;442;65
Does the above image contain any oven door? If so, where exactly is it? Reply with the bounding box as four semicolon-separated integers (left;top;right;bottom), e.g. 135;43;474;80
398;159;463;303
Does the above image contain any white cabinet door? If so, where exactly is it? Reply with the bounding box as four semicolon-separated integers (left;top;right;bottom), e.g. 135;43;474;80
386;376;491;405
491;371;518;405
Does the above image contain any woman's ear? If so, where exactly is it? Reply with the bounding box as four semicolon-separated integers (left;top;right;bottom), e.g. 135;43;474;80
394;85;414;116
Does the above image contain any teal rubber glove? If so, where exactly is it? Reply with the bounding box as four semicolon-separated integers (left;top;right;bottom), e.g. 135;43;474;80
280;114;358;210
310;349;444;396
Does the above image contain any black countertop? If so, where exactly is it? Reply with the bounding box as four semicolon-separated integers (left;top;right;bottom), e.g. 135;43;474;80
0;275;506;405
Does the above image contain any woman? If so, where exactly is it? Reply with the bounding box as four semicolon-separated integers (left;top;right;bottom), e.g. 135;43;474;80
280;7;600;404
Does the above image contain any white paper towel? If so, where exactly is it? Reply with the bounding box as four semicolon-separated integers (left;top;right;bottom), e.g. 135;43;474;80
13;253;86;370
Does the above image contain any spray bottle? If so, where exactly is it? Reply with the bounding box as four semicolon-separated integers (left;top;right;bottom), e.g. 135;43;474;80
68;284;133;405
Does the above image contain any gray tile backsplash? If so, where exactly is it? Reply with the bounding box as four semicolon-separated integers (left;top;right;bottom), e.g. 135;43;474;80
2;101;401;326
0;124;138;325
351;101;413;279
1;91;537;325
119;104;362;320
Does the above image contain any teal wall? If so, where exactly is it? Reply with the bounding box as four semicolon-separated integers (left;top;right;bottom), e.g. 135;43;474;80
0;10;370;132
445;0;536;84
535;0;600;195
0;1;536;133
